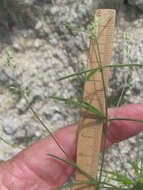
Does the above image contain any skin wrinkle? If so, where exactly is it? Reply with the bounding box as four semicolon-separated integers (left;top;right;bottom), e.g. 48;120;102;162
0;175;9;190
23;181;41;190
0;104;143;190
46;158;72;184
0;164;9;190
4;124;77;189
3;163;36;190
45;128;77;185
23;152;50;183
1;154;45;190
0;161;51;190
22;130;76;185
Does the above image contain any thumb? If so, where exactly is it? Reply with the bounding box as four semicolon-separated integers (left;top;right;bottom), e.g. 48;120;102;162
0;124;78;190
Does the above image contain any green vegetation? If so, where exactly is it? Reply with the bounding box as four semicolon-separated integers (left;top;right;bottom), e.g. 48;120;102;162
1;10;143;190
49;12;143;190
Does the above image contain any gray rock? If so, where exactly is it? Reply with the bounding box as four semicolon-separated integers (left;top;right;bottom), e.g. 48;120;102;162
0;3;143;190
12;122;35;144
128;0;143;11
2;117;18;135
34;39;43;48
50;6;59;15
64;38;78;56
0;69;9;84
12;42;22;51
97;0;124;10
49;37;58;46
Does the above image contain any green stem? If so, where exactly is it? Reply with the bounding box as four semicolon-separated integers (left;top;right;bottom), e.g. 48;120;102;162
52;181;96;190
109;118;143;123
92;34;109;189
48;154;97;182
24;97;73;162
58;64;143;81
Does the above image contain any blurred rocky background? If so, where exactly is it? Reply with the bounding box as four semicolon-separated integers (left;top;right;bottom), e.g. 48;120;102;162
0;0;143;182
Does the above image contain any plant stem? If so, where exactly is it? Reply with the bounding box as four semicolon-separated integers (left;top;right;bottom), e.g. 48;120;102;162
24;97;73;161
91;34;109;189
109;118;143;123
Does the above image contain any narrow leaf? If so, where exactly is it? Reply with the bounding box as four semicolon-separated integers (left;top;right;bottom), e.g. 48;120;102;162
103;170;135;186
109;118;143;123
128;161;139;176
58;64;143;81
48;154;97;182
58;68;97;81
81;100;105;118
49;96;105;119
85;69;98;81
52;181;96;190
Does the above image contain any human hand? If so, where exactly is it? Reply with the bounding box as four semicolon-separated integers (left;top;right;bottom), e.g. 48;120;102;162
0;103;143;190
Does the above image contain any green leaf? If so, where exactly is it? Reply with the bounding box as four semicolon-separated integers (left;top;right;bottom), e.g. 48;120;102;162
24;128;29;147
10;86;21;93
58;64;143;81
140;158;143;177
57;68;94;81
128;161;139;177
109;118;143;123
81;100;105;118
0;136;23;149
103;170;135;186
48;96;105;119
48;154;97;182
85;69;98;81
52;181;96;190
13;64;16;69
136;178;143;190
63;23;90;35
107;95;120;107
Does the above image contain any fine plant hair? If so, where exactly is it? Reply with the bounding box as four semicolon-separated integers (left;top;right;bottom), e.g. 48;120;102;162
2;12;143;190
